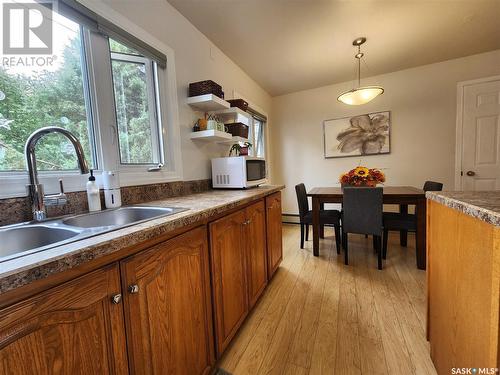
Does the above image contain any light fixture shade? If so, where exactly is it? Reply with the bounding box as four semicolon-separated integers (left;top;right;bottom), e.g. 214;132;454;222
337;86;384;105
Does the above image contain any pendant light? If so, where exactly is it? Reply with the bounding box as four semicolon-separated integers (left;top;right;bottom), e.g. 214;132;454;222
337;37;384;105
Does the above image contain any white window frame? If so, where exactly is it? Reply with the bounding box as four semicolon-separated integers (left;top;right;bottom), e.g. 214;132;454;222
87;32;167;175
109;51;162;166
248;116;266;158
0;0;183;199
232;90;270;180
233;90;271;159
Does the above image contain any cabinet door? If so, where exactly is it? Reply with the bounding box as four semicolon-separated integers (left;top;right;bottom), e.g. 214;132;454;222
209;209;248;356
266;191;283;278
0;264;128;375
245;200;268;308
120;226;214;375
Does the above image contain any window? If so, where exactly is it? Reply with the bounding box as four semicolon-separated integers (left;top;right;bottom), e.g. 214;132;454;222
109;40;162;165
252;118;265;158
248;113;267;158
0;1;180;197
0;12;95;171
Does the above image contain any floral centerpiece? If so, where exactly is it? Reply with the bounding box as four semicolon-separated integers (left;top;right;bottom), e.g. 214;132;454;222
339;166;385;187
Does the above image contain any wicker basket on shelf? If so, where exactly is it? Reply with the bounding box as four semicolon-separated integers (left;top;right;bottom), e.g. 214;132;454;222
188;80;224;99
226;123;249;138
227;99;248;111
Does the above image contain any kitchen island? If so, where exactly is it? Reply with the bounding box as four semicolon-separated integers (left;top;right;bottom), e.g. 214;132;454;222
426;191;500;374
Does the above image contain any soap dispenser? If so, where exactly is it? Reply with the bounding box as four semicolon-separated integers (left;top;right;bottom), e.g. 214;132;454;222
86;170;101;212
102;171;122;209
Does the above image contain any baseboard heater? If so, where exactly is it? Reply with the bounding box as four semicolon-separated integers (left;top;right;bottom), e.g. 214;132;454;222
281;213;336;227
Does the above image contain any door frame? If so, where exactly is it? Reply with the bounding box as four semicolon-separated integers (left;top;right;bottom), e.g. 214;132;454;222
455;75;500;190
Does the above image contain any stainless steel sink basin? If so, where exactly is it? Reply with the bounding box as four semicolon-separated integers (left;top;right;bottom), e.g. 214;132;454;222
0;225;82;260
62;206;186;228
0;205;188;263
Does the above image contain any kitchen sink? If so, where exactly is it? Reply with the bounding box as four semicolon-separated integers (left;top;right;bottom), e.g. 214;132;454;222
62;206;185;228
0;225;83;261
0;206;188;263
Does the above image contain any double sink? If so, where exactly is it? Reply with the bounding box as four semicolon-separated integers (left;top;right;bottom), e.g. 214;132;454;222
0;206;187;263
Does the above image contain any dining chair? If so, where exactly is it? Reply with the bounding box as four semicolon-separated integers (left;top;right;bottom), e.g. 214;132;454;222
342;187;384;270
295;183;342;253
382;180;443;259
423;180;443;192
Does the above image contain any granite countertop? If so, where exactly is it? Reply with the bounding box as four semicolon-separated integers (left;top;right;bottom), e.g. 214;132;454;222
426;191;500;227
0;185;284;295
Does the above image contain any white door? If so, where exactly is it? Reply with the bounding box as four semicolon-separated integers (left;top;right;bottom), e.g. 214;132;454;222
460;78;500;190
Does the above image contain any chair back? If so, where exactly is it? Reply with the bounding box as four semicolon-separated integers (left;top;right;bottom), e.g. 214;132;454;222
342;187;383;236
295;183;309;219
423;180;443;192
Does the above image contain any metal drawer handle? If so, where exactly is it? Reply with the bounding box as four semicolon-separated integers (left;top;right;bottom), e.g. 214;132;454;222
128;284;139;294
111;294;122;304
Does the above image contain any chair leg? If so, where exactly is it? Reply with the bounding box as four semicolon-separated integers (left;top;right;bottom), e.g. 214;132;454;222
377;235;383;270
300;223;305;249
383;229;388;260
365;234;368;239
373;235;377;253
305;224;309;241
344;232;349;265
334;225;341;254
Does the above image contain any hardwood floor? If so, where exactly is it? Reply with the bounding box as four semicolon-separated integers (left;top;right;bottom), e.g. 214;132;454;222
218;224;437;375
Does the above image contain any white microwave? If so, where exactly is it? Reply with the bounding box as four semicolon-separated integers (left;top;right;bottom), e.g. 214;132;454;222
211;156;267;188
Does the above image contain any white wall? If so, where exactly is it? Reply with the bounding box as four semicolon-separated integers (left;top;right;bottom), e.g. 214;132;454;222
270;49;500;214
100;0;272;180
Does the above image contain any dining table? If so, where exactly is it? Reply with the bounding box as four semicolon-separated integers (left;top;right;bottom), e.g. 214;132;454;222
307;186;427;270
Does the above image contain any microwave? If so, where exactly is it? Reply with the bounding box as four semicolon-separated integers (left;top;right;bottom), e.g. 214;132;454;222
211;156;267;188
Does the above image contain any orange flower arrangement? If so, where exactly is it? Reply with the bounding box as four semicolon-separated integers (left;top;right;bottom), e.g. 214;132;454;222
339;166;386;187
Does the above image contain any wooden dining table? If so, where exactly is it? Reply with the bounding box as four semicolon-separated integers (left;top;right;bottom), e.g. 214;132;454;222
307;186;427;270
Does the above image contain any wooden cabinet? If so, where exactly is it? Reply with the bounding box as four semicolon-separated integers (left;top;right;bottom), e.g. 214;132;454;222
120;226;214;375
210;197;282;356
245;200;268;308
427;201;500;373
0;191;283;373
0;264;128;375
210;208;249;356
266;191;283;278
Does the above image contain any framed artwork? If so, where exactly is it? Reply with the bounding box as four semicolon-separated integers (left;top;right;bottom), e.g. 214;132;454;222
323;111;391;158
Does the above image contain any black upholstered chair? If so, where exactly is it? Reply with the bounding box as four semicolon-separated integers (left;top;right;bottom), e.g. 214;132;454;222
422;181;443;192
295;183;342;253
382;180;443;259
342;187;384;269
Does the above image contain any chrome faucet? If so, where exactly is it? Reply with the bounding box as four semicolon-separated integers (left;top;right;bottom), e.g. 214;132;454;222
25;127;89;221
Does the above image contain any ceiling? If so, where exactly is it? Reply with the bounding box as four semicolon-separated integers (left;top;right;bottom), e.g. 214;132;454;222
168;0;500;96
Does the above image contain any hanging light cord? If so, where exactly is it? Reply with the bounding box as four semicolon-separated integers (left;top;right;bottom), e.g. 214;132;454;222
355;45;364;88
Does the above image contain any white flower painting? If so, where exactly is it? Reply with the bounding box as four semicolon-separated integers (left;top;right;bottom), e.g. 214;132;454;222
323;111;391;158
